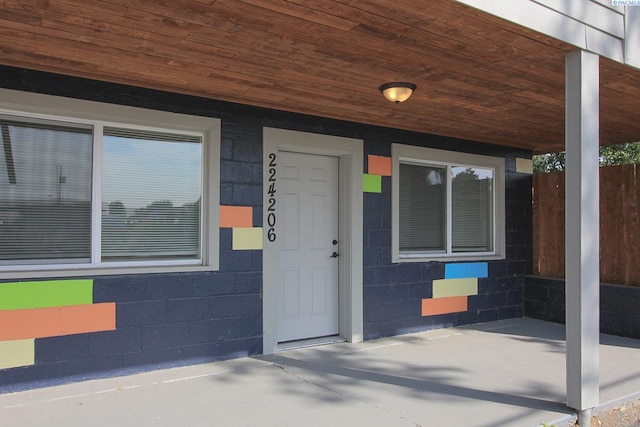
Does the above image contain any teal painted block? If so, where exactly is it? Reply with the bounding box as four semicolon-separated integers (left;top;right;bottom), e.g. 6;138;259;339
445;262;488;279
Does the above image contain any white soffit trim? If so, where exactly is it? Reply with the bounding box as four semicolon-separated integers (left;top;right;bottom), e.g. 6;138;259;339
456;0;626;64
536;0;624;37
626;8;640;69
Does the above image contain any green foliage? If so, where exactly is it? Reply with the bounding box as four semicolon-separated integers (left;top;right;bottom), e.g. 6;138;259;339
533;141;640;174
108;200;126;215
599;142;640;167
533;152;566;174
452;167;480;181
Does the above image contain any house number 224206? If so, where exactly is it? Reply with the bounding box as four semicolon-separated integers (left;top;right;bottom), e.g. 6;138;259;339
267;153;277;242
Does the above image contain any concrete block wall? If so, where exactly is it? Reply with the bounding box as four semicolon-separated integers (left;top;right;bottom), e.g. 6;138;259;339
0;65;532;391
0;274;263;391
362;137;530;340
524;275;640;339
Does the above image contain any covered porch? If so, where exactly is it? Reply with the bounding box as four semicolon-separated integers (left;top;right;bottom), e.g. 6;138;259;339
1;1;640;423
2;318;640;426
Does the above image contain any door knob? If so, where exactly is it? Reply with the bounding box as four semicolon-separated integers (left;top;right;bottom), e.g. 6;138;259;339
330;252;339;258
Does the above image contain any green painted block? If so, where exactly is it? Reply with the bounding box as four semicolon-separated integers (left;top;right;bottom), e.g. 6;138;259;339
363;174;382;193
0;279;93;310
34;280;93;308
0;284;35;310
432;278;478;298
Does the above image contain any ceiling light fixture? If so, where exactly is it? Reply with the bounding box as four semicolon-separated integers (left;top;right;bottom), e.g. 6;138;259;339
379;82;417;104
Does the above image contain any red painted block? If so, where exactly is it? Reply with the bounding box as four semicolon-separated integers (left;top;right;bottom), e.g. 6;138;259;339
421;296;468;316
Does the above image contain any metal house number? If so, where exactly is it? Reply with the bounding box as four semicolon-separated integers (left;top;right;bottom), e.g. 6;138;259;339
266;153;277;242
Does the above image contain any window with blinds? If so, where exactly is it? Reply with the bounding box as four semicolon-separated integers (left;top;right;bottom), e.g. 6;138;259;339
451;166;494;253
399;163;447;253
101;127;202;261
0;117;93;264
392;143;504;261
0;114;204;268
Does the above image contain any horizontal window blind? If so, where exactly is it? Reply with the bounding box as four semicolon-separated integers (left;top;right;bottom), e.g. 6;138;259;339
451;167;494;252
399;163;446;252
0;118;93;263
101;128;202;261
104;127;201;143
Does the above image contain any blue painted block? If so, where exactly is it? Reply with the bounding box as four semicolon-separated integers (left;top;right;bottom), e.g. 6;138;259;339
167;298;210;322
363;265;396;286
146;280;192;300
233;140;262;163
191;273;236;296
93;278;146;303
445;262;488;279
219;249;254;272
36;334;89;363
396;264;422;284
89;328;142;356
363;248;382;266
232;183;262;205
220;161;260;184
208;295;261;319
235;272;262;294
117;301;166;327
219;227;233;250
220;136;233;160
141;323;191;350
220;183;233;205
367;229;390;248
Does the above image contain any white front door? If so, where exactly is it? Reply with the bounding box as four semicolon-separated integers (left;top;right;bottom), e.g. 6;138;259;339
277;151;339;342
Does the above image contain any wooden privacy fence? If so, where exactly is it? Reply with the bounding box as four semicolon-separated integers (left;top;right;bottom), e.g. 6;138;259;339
533;163;640;286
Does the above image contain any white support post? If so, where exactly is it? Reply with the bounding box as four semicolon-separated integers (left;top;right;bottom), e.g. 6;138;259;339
565;50;600;414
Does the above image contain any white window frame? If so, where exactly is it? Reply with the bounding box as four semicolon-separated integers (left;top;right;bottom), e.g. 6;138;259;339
0;89;220;279
392;143;505;263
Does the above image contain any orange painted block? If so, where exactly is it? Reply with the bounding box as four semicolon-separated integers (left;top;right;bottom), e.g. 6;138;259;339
0;307;62;341
421;296;468;316
219;205;253;228
60;303;116;335
0;303;116;341
368;155;392;176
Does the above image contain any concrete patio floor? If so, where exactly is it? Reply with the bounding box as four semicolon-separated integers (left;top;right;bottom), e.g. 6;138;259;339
2;318;640;427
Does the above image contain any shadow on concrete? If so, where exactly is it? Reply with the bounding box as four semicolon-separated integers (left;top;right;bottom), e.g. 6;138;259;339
258;353;570;414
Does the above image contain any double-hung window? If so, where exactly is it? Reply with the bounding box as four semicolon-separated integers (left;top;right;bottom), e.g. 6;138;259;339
392;143;505;262
0;89;220;277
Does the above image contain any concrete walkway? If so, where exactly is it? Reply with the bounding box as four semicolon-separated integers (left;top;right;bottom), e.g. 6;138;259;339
2;318;640;427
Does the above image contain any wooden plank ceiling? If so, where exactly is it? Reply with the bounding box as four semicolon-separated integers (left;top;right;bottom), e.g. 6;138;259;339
0;0;639;153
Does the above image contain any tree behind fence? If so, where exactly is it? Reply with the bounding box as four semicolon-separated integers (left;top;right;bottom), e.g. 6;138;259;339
533;164;640;286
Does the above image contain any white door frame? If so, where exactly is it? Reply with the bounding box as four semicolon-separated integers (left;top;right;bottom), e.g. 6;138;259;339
262;127;363;354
